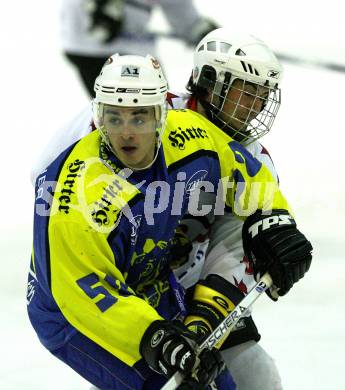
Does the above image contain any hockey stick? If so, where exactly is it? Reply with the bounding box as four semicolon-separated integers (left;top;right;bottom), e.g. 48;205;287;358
161;272;273;390
275;53;345;74
152;31;345;74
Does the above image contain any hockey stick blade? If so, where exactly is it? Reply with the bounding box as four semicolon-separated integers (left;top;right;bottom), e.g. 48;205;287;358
160;272;273;390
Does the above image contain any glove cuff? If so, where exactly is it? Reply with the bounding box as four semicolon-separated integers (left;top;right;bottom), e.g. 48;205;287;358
140;320;169;372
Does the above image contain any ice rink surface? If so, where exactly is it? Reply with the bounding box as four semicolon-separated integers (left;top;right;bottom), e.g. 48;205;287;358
1;1;344;389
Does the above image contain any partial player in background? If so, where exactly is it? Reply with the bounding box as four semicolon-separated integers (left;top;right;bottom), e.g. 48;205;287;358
61;0;218;96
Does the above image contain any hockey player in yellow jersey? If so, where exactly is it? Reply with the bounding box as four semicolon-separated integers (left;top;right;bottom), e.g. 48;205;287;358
27;54;312;389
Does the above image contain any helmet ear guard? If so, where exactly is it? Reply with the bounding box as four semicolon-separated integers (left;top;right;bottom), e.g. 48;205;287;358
186;65;216;103
192;65;233;124
197;65;217;91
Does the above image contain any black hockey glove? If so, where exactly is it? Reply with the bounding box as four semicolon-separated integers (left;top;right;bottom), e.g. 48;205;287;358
85;0;124;43
170;226;193;269
242;210;313;299
140;320;225;386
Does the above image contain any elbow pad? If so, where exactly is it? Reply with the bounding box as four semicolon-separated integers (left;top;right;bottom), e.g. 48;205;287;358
185;274;260;349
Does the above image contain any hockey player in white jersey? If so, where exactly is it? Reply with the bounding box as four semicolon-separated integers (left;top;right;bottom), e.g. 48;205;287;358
31;29;312;390
61;0;218;96
175;29;285;390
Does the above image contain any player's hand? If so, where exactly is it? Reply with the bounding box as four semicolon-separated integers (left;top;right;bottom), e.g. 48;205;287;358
140;320;225;386
85;0;124;43
243;210;313;298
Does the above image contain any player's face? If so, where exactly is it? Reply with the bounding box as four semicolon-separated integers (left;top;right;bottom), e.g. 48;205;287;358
220;79;269;130
103;106;157;169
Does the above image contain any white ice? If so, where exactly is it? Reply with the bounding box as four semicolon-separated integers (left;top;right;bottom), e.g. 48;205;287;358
1;1;345;389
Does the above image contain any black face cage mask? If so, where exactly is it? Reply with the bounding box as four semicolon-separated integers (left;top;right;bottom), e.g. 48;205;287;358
190;65;281;144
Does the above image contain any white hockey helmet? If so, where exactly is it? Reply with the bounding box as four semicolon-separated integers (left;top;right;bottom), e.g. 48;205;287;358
189;28;283;144
93;53;169;169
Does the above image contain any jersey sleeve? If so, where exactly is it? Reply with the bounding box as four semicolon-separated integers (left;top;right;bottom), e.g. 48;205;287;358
202;140;283;288
48;219;162;367
163;109;291;217
246;141;279;182
219;140;291;218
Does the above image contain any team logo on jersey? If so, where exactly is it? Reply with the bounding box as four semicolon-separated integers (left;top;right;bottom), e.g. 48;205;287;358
186;170;208;193
168;126;208;150
90;177;125;228
58;159;85;214
267;70;280;78
121;66;140;77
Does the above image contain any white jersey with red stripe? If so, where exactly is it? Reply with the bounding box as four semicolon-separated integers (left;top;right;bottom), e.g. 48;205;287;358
162;97;280;296
174;140;278;292
30;91;278;296
200;141;278;295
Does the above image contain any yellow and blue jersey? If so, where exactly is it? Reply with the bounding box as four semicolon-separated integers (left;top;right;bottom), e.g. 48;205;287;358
27;109;290;368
